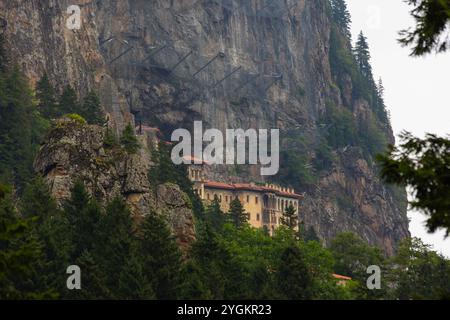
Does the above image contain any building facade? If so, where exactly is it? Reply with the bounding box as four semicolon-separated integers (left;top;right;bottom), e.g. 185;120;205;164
186;159;304;234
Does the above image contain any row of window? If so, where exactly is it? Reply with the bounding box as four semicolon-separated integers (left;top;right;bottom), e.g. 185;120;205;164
190;169;202;180
204;191;297;213
206;192;259;205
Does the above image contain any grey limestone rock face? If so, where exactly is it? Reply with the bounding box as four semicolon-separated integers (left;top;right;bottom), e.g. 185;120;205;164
34;119;195;251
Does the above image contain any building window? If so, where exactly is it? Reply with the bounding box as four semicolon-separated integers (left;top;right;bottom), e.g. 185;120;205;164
247;213;251;220
225;195;228;202
246;195;250;203
219;194;222;202
256;213;260;221
255;196;258;204
207;193;210;200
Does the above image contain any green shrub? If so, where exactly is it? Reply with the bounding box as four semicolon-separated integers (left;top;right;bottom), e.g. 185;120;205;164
65;113;87;125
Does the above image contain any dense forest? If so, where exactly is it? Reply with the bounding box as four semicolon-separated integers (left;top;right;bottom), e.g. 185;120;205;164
1;0;450;300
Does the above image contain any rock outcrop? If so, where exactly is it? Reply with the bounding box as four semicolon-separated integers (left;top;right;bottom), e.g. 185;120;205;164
34;119;195;250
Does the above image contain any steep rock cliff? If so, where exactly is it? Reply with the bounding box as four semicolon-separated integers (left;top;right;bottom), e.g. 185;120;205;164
33;119;196;250
1;0;409;254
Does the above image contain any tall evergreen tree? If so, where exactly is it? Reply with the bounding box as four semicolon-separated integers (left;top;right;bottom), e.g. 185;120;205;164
94;197;135;296
117;252;155;299
36;73;58;119
81;90;105;125
330;0;352;41
276;245;313;300
139;213;182;299
354;31;373;80
59;85;80;115
120;123;140;154
205;196;226;232
0;185;55;299
190;225;229;299
281;203;298;230
68;250;110;299
20;176;58;221
0;64;45;189
63;181;102;259
228;198;248;228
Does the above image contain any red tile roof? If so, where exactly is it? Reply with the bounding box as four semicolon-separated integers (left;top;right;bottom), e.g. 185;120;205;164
203;181;304;199
183;155;210;165
332;274;352;281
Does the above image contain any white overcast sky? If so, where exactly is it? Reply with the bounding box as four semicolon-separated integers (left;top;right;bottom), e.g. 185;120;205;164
346;0;450;257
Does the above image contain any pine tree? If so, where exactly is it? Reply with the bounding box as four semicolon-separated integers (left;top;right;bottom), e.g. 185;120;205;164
281;203;298;230
139;213;182;299
0;185;55;299
117;252;155;299
94;197;135;296
0;65;40;189
104;127;119;148
59;85;80;116
68;250;110;299
228;198;248;228
81;90;105;125
330;0;352;41
190;225;229;299
276;245;313;300
21;176;58;222
120;123;140;154
63;181;102;259
205;196;226;232
36;73;58;119
354;31;373;80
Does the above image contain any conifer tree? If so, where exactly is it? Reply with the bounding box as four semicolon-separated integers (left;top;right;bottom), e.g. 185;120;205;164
120;123;140;154
228;197;248;228
59;85;80;116
139;213;182;299
81;90;105;125
354;31;373;80
281;203;298;230
190;225;229;299
205;196;226;232
0;65;38;188
21;176;58;221
36;73;58;119
117;253;155;299
94;197;135;296
330;0;352;41
68;250;110;299
63;181;102;259
0;185;55;299
276;245;313;300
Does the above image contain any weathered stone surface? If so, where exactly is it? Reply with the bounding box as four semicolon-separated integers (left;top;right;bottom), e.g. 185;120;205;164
34;119;195;251
156;183;196;252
